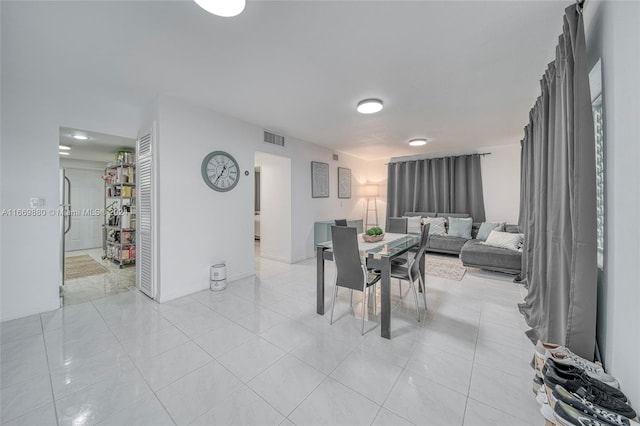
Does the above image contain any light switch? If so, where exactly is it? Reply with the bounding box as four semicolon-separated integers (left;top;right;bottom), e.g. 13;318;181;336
30;197;45;208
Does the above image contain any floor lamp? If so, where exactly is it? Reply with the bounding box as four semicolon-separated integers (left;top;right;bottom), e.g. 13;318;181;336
362;184;379;230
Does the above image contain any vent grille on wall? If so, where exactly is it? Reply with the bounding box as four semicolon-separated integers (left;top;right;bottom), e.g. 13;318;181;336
264;131;285;147
333;154;339;161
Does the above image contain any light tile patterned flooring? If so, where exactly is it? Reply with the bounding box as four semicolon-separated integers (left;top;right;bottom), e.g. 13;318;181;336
0;252;541;425
62;248;136;306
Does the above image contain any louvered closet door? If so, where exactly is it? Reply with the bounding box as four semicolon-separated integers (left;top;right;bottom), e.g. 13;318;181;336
137;132;155;298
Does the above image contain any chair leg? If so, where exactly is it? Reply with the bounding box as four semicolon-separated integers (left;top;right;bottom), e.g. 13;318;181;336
399;281;403;298
330;285;339;325
350;289;353;307
419;276;427;312
361;288;366;335
373;285;377;316
409;279;420;322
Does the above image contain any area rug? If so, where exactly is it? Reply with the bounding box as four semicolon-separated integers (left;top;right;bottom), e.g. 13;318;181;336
65;255;110;280
425;254;467;281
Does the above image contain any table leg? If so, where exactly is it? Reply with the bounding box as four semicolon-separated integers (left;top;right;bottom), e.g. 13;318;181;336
316;246;325;315
381;256;391;339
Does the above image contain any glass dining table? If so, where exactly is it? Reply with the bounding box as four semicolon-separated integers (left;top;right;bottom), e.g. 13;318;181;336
315;233;423;339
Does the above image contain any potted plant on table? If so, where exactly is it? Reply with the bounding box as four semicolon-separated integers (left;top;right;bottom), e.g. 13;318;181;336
363;226;385;242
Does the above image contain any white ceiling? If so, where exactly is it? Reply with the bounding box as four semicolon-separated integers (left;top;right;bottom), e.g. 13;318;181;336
5;0;570;160
59;127;136;163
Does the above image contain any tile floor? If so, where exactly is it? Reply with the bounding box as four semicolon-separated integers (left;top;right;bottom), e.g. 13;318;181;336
0;252;542;426
62;248;136;306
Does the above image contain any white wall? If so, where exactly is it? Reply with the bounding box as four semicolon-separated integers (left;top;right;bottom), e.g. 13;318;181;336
0;58;142;321
155;96;371;302
584;0;640;405
256;152;292;262
480;144;521;224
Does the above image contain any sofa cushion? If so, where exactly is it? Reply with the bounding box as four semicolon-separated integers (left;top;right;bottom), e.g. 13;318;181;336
422;217;446;235
476;222;503;241
427;235;468;253
403;215;422;234
484;230;524;251
448;217;473;239
460;240;522;273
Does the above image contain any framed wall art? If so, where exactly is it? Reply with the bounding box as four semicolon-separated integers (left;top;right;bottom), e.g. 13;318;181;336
311;161;329;198
338;167;351;199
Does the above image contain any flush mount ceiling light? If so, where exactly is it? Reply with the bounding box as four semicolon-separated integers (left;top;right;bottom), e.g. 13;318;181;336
59;145;71;150
194;0;246;17
408;138;428;147
72;134;88;140
59;152;70;156
356;99;383;114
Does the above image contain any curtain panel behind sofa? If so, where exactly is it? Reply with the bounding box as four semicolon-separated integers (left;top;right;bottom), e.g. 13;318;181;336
518;4;597;360
386;154;486;225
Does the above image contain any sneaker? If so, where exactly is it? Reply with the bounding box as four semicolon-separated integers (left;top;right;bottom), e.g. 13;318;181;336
534;375;545;395
541;400;556;424
543;359;628;402
554;400;618;426
537;385;550;405
544;371;637;420
552;385;639;425
535;341;620;389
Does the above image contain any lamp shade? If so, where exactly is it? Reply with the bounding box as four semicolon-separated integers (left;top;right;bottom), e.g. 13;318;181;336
194;0;246;17
362;184;379;197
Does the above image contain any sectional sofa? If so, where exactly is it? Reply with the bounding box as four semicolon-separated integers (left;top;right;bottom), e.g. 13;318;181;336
399;212;523;275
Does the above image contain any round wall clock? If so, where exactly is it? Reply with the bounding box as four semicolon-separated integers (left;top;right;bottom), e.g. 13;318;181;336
201;151;240;192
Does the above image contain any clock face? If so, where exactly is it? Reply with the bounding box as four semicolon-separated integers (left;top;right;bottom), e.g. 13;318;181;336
201;151;240;192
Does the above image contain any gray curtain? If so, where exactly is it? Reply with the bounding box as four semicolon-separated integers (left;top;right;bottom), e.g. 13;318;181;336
386;154;486;224
518;4;597;360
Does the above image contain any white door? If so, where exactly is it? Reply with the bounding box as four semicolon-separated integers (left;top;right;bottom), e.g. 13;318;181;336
64;168;104;251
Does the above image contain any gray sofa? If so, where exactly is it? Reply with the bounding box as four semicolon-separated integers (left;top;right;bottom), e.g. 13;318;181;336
400;212;522;275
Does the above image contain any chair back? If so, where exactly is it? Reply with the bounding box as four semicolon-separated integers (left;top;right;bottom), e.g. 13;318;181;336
334;219;348;227
331;226;365;291
388;217;408;234
410;223;430;279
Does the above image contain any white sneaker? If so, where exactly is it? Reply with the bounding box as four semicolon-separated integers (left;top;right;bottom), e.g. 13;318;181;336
537;385;549;405
541;401;556;424
534;341;620;389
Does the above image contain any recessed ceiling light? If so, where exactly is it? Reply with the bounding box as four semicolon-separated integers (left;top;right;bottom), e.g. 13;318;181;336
194;0;245;17
59;145;71;150
59;152;70;156
356;99;383;114
409;138;428;147
72;134;88;140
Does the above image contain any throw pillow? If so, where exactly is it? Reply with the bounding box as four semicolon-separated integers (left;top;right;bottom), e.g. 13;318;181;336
447;217;473;239
403;215;422;234
484;231;524;251
422;217;446;235
476;222;503;241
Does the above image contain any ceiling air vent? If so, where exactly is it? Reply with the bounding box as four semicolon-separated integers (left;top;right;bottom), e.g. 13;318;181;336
263;131;285;147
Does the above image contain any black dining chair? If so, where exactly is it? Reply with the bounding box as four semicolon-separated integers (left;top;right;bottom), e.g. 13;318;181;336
387;217;408;234
334;219;348;227
330;225;381;335
390;223;430;322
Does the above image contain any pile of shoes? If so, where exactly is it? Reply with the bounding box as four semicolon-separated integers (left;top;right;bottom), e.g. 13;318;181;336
533;341;638;426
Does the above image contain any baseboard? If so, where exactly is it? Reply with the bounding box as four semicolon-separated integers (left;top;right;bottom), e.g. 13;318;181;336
227;272;255;282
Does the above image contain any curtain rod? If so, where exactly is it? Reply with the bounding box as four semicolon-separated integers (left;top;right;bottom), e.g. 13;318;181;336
386;152;491;165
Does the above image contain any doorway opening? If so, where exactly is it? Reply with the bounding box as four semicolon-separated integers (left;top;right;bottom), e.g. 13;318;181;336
254;152;292;262
59;126;137;305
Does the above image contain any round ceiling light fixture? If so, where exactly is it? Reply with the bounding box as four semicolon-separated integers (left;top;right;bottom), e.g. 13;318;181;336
59;151;70;156
356;99;383;114
59;145;71;150
72;134;88;140
194;0;246;17
408;138;428;147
